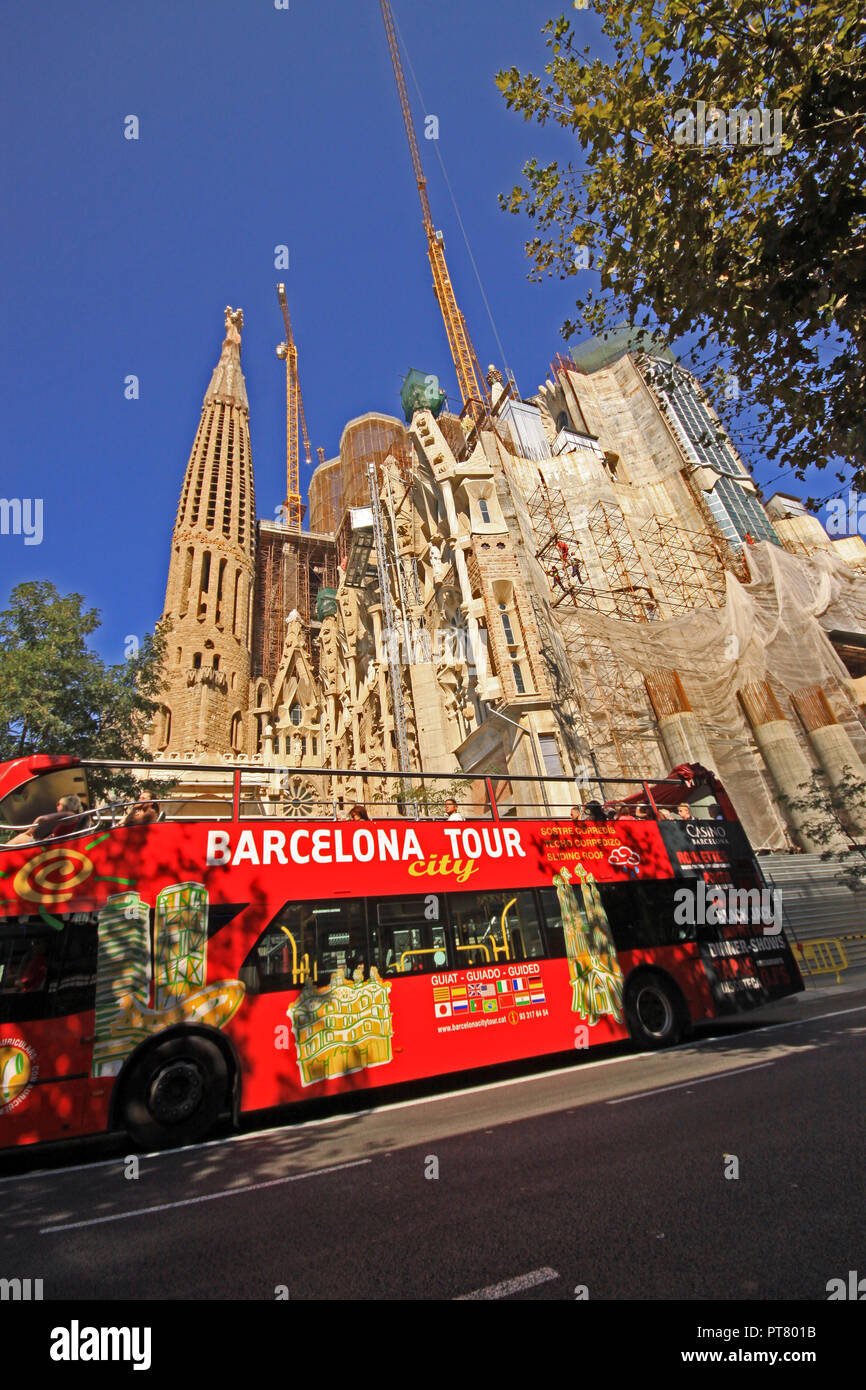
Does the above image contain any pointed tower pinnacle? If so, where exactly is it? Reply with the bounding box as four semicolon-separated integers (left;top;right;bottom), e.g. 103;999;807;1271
205;307;249;411
153;307;257;758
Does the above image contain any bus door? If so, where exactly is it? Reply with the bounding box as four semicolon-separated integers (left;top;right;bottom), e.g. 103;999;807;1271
0;912;98;1143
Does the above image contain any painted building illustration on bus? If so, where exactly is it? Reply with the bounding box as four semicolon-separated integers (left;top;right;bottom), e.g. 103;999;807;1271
287;966;394;1087
91;883;245;1077
553;867;624;1025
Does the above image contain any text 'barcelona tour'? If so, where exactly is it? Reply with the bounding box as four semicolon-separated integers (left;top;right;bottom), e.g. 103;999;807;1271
205;824;527;870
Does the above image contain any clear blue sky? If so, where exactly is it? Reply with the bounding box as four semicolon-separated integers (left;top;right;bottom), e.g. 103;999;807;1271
2;0;820;664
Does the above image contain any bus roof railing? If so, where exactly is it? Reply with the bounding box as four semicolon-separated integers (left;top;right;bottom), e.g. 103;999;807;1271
79;758;706;786
0;758;726;839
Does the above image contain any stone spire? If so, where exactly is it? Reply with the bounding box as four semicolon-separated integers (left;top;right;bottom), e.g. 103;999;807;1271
153;307;257;758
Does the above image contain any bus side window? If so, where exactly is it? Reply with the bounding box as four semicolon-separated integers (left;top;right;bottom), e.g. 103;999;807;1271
52;918;99;1016
446;889;546;966
597;883;694;949
239;899;366;994
369;895;448;976
539;888;565;958
0;916;97;1023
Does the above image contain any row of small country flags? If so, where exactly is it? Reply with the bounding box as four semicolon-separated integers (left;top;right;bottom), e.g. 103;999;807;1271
433;972;545;1017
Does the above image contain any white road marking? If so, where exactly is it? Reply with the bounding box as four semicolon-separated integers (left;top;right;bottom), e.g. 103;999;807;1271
607;1061;776;1104
2;1001;863;1189
39;1157;371;1234
455;1266;560;1300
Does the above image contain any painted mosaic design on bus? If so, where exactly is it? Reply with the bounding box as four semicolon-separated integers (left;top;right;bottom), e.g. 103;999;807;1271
4;832;134;922
91;883;245;1077
553;866;624;1025
288;967;394;1087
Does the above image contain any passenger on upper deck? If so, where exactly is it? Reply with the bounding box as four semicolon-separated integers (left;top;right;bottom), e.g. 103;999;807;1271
123;797;159;827
582;800;607;822
5;795;88;847
443;798;463;821
345;804;370;821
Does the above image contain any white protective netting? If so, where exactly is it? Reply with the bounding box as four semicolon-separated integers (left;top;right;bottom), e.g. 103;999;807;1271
574;542;866;849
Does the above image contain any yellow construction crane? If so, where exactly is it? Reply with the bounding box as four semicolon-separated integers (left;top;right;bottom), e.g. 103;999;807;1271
275;282;311;532
380;0;489;419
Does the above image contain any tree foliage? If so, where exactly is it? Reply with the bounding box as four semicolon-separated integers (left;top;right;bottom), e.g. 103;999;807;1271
496;1;866;492
781;767;866;889
0;582;169;787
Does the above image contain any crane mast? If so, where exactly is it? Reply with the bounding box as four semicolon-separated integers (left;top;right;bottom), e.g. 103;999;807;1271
379;0;489;417
276;282;311;532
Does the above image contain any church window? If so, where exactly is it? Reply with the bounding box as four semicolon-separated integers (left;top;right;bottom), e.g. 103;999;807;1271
156;706;172;751
223;414;234;537
478;498;491;524
180;547;194;617
289;704;302;726
199;552;211;616
212;655;220;670
499;604;516;648
215;558;227;624
232;569;242;636
230;712;242;752
206;412;222;527
191;413;215;524
192;653;202;669
538;733;564;777
512;663;526;695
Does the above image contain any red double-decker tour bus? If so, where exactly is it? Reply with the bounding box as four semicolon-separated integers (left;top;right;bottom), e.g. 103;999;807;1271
0;755;802;1150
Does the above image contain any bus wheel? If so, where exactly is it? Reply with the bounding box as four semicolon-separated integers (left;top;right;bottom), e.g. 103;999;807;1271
118;1035;229;1150
625;975;684;1050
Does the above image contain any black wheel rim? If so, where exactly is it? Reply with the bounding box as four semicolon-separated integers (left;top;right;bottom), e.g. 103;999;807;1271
636;986;673;1038
148;1060;205;1125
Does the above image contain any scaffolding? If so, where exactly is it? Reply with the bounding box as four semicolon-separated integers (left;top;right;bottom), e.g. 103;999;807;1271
526;473;744;777
531;477;653;619
640;516;728;616
253;528;338;683
308;457;343;536
340;417;414;514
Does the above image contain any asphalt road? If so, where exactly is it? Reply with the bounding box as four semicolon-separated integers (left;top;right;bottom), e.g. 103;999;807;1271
2;989;864;1301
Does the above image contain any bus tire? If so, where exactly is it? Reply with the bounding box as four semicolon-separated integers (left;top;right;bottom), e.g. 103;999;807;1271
117;1034;229;1150
624;973;686;1050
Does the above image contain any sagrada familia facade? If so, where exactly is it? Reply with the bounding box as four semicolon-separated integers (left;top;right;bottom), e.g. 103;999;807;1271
150;308;866;852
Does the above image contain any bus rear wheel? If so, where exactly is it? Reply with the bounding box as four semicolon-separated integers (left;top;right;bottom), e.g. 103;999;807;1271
625;975;685;1050
118;1035;229;1150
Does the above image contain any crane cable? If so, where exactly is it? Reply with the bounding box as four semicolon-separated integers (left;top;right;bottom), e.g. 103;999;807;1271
389;7;518;394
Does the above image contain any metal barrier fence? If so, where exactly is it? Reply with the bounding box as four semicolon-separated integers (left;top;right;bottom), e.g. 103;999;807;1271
761;851;866;987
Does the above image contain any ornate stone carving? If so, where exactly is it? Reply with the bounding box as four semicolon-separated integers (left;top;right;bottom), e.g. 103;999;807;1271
186;666;228;693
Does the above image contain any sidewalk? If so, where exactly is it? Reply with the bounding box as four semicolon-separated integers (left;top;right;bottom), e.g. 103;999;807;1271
797;965;866;1001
